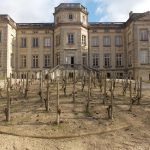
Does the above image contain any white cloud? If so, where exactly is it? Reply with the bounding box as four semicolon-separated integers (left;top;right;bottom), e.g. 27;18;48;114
94;0;150;22
0;0;72;23
0;0;149;23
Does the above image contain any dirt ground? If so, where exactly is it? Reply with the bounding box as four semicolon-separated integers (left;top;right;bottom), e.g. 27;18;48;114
0;80;150;150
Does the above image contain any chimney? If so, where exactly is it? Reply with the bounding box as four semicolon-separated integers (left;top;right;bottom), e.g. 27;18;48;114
129;11;133;17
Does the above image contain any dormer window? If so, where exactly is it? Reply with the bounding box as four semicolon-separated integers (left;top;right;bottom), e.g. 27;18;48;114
69;14;73;20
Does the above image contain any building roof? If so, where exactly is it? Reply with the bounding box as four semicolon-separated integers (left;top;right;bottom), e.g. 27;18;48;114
0;14;16;28
17;23;54;29
54;3;88;15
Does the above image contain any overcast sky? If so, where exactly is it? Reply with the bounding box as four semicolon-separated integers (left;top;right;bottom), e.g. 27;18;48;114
0;0;150;23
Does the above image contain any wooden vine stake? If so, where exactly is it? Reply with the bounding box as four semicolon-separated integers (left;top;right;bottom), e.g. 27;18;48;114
45;73;50;111
5;77;11;121
103;74;107;104
39;70;43;102
72;69;76;103
107;80;114;120
86;71;91;113
129;78;132;111
24;72;29;99
138;77;142;105
56;72;61;125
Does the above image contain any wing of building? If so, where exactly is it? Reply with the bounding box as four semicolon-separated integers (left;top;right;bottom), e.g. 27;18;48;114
0;3;150;80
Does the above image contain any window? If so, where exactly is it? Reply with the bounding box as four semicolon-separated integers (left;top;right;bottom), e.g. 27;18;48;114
104;53;111;67
68;33;74;44
56;35;60;46
20;55;27;68
69;14;73;20
140;50;149;64
116;29;121;33
11;53;14;68
91;36;99;47
32;55;39;68
104;28;109;33
92;53;99;67
44;38;51;47
103;36;111;47
83;16;85;22
140;29;148;41
21;38;27;48
82;35;86;46
115;36;122;47
82;53;87;66
128;52;132;66
128;32;131;44
44;55;50;68
116;53;123;67
56;16;59;23
0;31;2;43
32;38;38;47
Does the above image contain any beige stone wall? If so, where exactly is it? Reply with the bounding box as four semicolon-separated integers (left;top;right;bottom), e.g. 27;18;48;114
0;16;16;77
16;28;53;72
89;28;125;71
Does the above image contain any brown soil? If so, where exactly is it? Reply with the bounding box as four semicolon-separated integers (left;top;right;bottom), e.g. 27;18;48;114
0;81;150;150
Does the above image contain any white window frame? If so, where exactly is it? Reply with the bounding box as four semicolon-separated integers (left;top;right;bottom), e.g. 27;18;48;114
32;55;39;68
21;37;27;48
140;49;149;64
44;55;50;68
104;53;111;67
140;29;148;41
115;36;122;47
82;35;86;46
44;38;51;47
92;53;99;67
91;36;99;47
20;55;27;68
68;33;74;44
32;38;38;48
103;36;111;47
116;53;123;67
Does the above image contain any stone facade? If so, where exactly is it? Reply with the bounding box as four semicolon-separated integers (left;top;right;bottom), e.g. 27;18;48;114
0;3;150;80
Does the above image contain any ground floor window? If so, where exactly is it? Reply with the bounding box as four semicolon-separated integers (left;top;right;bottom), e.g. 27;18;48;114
44;55;50;68
92;53;99;67
32;55;39;68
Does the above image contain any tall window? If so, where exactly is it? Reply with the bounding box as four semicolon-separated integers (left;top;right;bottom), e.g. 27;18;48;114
128;32;131;44
69;14;73;20
44;38;51;47
44;55;50;68
32;38;38;47
116;53;123;67
68;33;74;44
92;53;99;67
140;50;149;64
32;55;39;68
115;36;122;47
140;29;148;41
128;52;132;66
91;36;99;47
103;36;111;47
0;31;2;43
104;53;111;67
82;35;86;46
56;35;60;46
82;53;87;66
21;38;27;48
20;55;27;68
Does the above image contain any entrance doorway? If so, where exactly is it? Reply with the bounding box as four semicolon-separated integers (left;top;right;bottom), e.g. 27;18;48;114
71;56;74;67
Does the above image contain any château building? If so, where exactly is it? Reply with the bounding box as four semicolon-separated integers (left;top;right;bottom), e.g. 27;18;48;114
0;3;150;80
